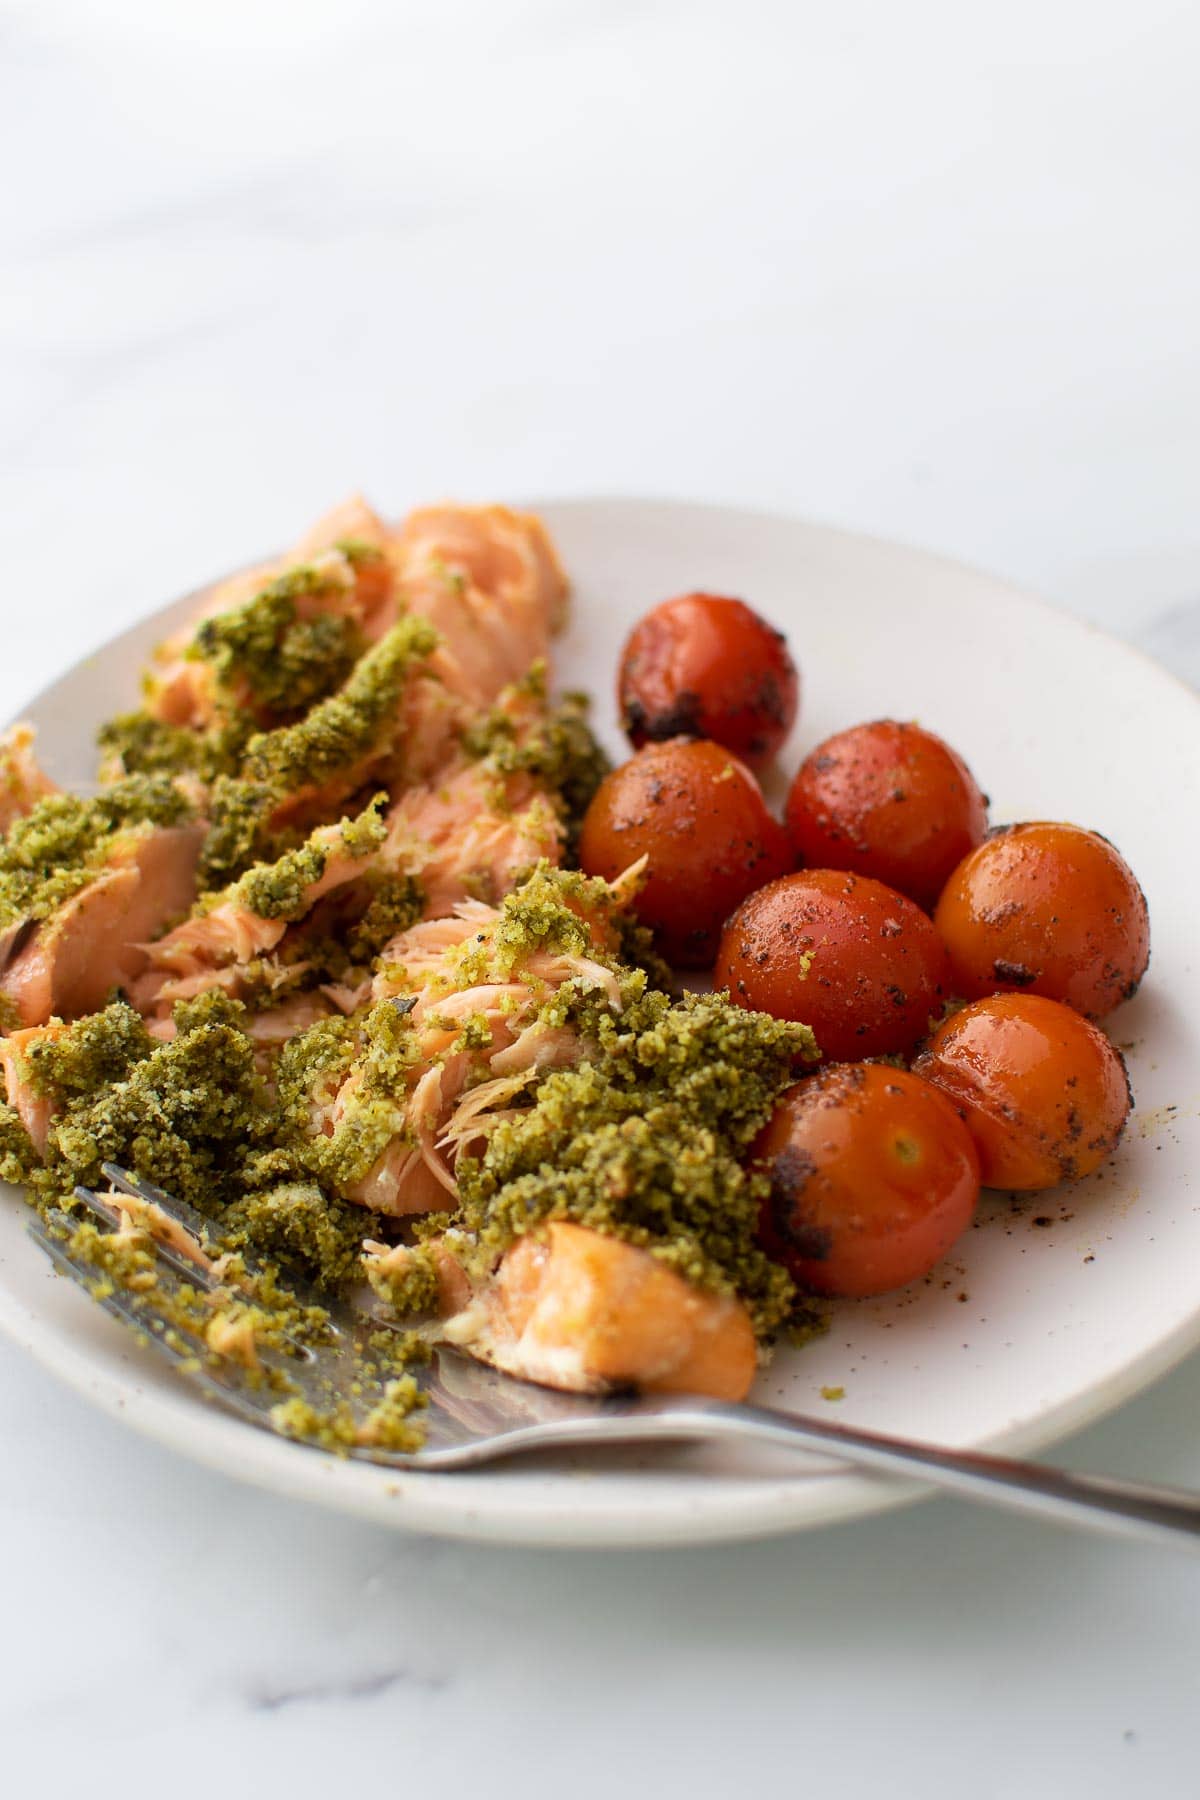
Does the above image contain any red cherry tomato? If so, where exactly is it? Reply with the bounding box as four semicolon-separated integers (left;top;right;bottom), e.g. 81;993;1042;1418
714;869;952;1060
618;593;799;764
752;1063;980;1296
577;738;793;966
934;822;1150;1018
785;719;988;910
912;992;1132;1190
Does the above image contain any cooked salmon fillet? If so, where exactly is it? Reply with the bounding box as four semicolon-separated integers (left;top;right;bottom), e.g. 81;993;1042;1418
142;501;566;772
131;808;389;1021
146;498;399;731
306;884;625;1219
366;1222;759;1402
0;1021;67;1154
0;726;58;834
0;821;204;1027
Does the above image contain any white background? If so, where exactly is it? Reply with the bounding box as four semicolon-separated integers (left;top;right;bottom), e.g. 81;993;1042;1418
3;2;1200;1794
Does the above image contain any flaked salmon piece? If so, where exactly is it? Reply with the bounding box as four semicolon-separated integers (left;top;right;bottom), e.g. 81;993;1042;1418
0;822;204;1028
138;812;385;991
244;991;337;1045
393;504;567;712
291;496;395;640
333;969;554;1217
309;876;630;1219
383;757;563;917
0;1021;67;1154
145;497;398;729
139;902;289;989
0;726;58;834
130;803;390;1022
367;1222;759;1403
145;498;562;743
364;1237;473;1318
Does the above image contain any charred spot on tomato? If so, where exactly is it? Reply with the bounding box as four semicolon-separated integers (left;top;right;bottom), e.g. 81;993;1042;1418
752;1063;980;1296
994;958;1037;986
768;1144;816;1206
935;822;1149;1020
618;593;799;764
776;1217;834;1261
628;689;704;744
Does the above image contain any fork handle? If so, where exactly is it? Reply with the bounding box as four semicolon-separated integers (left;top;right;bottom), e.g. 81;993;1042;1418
633;1397;1200;1550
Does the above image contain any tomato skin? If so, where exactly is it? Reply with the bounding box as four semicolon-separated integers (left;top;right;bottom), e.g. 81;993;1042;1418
785;719;988;910
619;593;799;764
912;993;1131;1190
577;738;793;967
752;1064;980;1297
714;868;952;1060
934;822;1150;1019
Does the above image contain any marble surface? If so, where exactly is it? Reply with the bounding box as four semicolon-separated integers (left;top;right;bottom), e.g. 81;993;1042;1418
3;2;1200;1794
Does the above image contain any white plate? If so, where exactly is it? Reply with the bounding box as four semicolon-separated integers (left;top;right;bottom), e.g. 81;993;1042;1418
2;498;1198;1548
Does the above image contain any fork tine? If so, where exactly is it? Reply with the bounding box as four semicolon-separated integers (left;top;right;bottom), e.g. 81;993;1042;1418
98;1162;332;1309
26;1199;442;1461
26;1208;315;1432
74;1183;221;1292
100;1162;216;1246
28;1181;594;1473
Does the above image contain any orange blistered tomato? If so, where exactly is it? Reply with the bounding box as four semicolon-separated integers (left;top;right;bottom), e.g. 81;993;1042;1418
785;719;988;910
912;993;1131;1190
714;869;952;1061
618;593;799;765
577;738;793;967
752;1064;980;1297
934;822;1150;1019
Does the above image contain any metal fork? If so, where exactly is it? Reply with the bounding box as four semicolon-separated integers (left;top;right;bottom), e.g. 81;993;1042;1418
25;1165;1200;1550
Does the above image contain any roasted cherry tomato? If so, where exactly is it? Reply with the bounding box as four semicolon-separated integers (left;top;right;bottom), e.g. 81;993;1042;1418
752;1063;980;1296
714;868;952;1060
618;592;799;764
785;719;987;910
578;738;792;966
934;822;1150;1019
912;993;1131;1190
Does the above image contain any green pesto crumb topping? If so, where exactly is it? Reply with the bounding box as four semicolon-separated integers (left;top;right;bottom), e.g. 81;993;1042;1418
365;1245;441;1316
345;875;423;965
281;999;419;1191
454;989;818;1335
0;777;193;928
334;537;385;566
230;796;386;921
270;1374;427;1454
244;618;438;795
451;862;620;984
218;1182;372;1289
461;669;610;843
97;709;254;783
21;1002;153;1101
192;572;364;718
199;777;292;889
0;1103;38;1187
39;992;276;1211
14;993;395;1294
